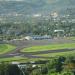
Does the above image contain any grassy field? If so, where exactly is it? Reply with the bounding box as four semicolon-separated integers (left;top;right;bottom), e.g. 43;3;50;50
0;44;16;54
0;56;27;62
1;51;75;62
34;51;75;57
21;43;75;52
0;43;75;62
0;56;47;62
0;50;75;62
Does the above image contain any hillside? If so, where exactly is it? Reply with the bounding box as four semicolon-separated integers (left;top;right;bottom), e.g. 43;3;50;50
0;0;75;22
0;0;75;37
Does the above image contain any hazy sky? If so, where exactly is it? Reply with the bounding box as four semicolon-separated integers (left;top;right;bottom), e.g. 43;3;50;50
0;0;24;1
0;0;59;2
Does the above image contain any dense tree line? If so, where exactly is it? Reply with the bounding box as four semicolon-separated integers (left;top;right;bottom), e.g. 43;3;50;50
0;56;75;75
0;16;75;40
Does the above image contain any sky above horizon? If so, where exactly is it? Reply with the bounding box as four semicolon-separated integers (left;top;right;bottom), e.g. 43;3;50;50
0;0;24;1
0;0;59;2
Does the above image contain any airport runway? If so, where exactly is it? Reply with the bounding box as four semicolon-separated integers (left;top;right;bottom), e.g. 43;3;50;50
0;38;75;58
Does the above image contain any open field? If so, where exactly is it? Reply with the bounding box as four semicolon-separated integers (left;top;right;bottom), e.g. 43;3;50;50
21;43;75;52
0;56;48;62
0;56;27;62
0;50;75;62
0;38;75;62
34;51;75;57
0;44;16;54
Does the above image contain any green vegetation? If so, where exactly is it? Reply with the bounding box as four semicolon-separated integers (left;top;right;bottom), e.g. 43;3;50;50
35;51;75;57
1;51;75;63
0;44;16;54
0;56;27;62
0;56;48;63
0;56;75;75
21;43;75;52
0;10;75;40
67;37;75;40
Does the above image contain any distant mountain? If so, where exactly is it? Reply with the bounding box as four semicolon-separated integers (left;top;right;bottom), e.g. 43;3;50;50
0;0;75;22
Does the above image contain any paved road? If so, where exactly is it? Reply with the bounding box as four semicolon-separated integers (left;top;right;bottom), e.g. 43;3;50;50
21;48;75;55
0;38;75;58
0;47;75;58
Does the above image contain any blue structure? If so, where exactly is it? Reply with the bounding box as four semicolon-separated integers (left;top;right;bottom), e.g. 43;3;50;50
31;35;51;40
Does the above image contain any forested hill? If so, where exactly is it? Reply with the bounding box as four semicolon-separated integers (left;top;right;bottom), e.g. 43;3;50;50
0;0;75;38
0;0;75;16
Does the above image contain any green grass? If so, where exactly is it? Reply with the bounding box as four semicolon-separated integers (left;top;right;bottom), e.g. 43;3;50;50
35;51;75;57
21;43;75;52
0;51;75;62
0;56;27;62
0;56;48;63
0;44;16;54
